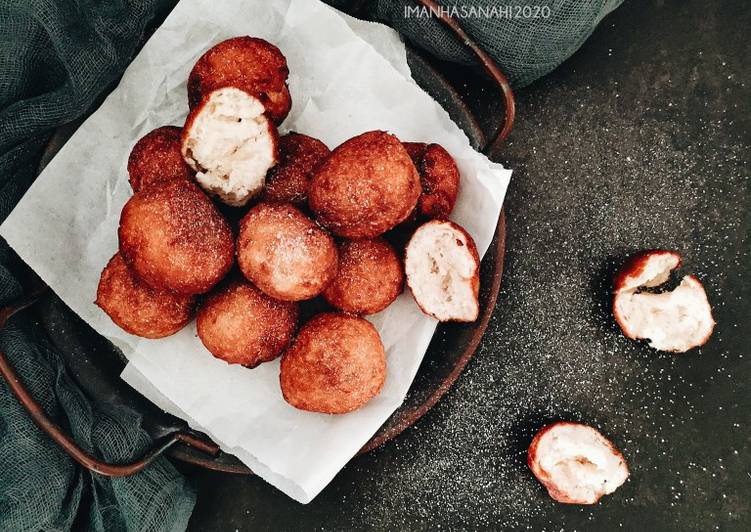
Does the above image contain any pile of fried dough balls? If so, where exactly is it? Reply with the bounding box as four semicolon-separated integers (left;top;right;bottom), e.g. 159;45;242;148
96;37;481;414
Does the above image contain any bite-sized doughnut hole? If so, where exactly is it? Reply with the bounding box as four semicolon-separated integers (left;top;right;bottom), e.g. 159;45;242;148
263;133;330;207
280;313;386;414
237;202;338;301
187;36;291;124
118;179;234;295
309;131;420;238
197;277;299;368
323;237;404;315
96;253;195;338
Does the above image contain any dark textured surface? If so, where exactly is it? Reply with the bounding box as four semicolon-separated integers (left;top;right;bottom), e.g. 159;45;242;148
182;0;750;529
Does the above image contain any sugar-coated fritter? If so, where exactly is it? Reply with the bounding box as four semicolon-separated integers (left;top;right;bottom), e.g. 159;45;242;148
96;253;195;338
403;142;460;220
262;133;330;207
127;126;194;192
309;131;421;239
197;277;299;368
280;313;386;414
237;202;338;301
118;179;234;295
323;237;403;315
187;36;291;124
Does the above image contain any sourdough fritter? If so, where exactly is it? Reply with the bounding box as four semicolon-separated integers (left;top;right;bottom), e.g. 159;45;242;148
237;202;338;301
323;237;404;315
280;313;386;414
263;132;330;207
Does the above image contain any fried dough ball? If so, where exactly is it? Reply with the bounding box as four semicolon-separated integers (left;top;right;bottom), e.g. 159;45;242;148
323;238;404;315
96;253;195;338
309;131;421;238
196;277;299;368
118;179;234;295
403;142;460;220
237;202;338;301
280;313;386;414
182;87;279;207
188;36;291;124
127;126;194;192
262;133;330;207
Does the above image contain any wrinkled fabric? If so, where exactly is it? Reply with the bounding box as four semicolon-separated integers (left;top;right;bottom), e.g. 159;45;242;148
0;1;195;531
328;0;623;88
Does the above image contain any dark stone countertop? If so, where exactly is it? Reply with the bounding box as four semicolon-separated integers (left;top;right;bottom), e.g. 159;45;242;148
181;1;750;529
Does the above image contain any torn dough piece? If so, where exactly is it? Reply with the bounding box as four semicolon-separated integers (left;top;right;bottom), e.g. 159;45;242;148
182;87;278;207
528;421;629;505
613;250;715;352
405;220;480;322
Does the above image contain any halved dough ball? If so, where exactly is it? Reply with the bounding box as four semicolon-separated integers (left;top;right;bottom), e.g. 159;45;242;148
127;126;194;192
262;133;330;207
403;142;460;219
280;313;386;414
405;220;480;322
237;202;338;301
613;249;682;292
323;238;403;315
309;131;421;238
182;87;279;207
188;36;291;124
613;250;715;352
96;253;195;339
118;179;234;295
528;422;629;505
197;278;299;368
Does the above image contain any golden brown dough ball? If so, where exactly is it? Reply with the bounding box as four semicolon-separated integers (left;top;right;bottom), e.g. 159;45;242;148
237;202;338;301
118;179;234;295
262;133;330;207
280;313;386;414
309;131;421;238
187;36;291;124
127;126;194;192
96;253;195;338
323;237;404;315
403;142;460;220
196;277;299;368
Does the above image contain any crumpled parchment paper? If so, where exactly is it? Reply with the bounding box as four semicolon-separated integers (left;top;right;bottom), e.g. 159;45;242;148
0;0;511;503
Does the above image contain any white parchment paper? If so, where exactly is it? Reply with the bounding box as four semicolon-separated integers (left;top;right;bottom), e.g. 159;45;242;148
0;0;511;503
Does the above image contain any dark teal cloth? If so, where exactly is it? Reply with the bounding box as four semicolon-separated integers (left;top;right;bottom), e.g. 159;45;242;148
330;0;624;87
0;1;195;531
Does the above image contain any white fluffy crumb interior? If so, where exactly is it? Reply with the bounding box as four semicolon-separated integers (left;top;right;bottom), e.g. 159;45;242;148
536;424;628;504
619;252;680;292
183;87;275;207
615;275;715;352
406;223;478;321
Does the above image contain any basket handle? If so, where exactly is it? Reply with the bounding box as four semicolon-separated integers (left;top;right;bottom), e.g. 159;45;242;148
413;0;516;150
0;288;219;477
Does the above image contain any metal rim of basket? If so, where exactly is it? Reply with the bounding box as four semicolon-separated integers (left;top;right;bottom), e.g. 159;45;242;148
0;0;515;478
